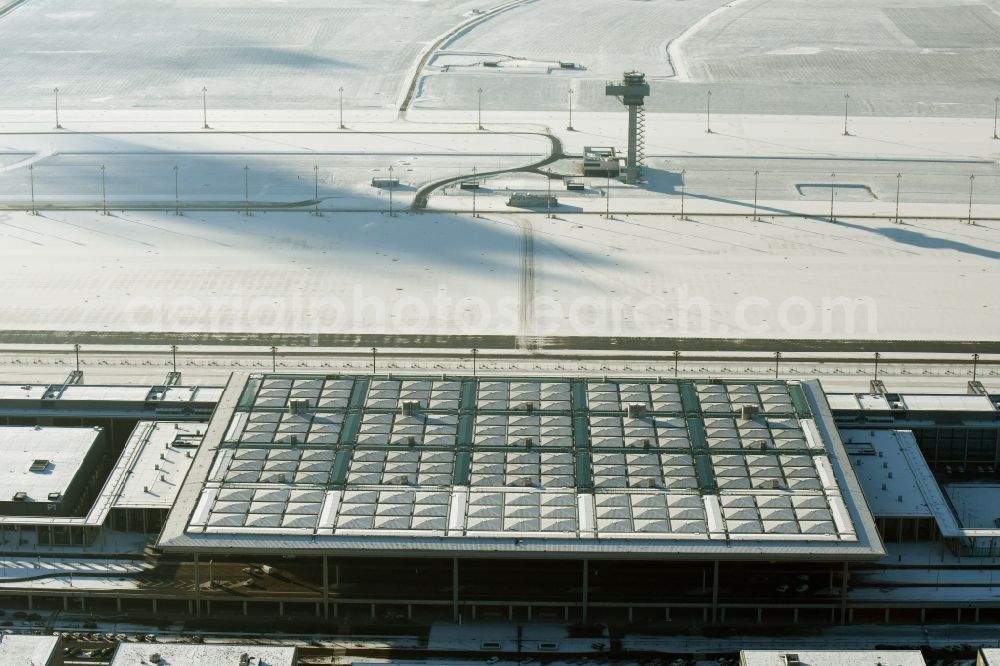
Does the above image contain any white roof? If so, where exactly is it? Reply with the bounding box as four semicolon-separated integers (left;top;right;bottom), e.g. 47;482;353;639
111;643;296;666
900;394;995;412
0;634;61;665
59;385;153;402
843;429;962;535
0;385;49;401
827;391;998;414
107;422;201;510
0;426;102;504
980;649;1000;666
843;429;938;518
740;651;926;666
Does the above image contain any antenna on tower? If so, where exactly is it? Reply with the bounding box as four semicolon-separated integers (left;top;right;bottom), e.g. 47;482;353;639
605;71;650;184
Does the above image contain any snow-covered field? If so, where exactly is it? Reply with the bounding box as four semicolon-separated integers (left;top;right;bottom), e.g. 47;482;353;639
1;206;997;341
0;0;483;111
2;0;999;116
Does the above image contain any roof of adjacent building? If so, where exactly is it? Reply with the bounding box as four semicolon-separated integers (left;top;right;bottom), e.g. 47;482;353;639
106;421;202;511
827;391;998;414
740;650;927;666
157;373;884;559
0;633;61;665
110;643;297;666
842;429;948;520
0;426;103;506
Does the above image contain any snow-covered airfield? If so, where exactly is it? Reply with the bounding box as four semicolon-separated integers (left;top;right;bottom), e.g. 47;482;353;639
0;0;998;346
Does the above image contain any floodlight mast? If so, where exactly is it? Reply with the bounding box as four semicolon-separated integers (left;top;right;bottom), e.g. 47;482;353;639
605;71;650;184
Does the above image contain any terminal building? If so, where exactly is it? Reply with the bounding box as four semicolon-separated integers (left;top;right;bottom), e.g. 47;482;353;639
0;372;995;629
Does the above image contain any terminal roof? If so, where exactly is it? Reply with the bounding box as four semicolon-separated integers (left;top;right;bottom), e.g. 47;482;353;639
158;374;884;560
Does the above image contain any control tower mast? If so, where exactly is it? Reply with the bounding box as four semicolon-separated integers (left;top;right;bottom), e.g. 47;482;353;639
605;71;650;184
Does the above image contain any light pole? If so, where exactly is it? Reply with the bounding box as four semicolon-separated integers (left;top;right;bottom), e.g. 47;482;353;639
994;97;998;140
973;353;980;382
605;173;611;218
673;350;680;378
472;166;478;217
388;165;395;217
28;164;36;215
477;88;484;130
968;174;975;224
472;348;479;376
202;87;209;129
567;89;574;131
338;87;345;129
546;170;553;218
752;170;759;221
371;347;378;375
843;93;850;136
170;345;178;373
244;165;250;216
100;165;108;215
706;90;712;133
313;165;320;216
679;169;686;220
874;351;881;380
270;346;277;373
53;87;62;129
774;351;781;379
829;172;836;222
894;173;901;224
73;343;81;373
173;165;180;215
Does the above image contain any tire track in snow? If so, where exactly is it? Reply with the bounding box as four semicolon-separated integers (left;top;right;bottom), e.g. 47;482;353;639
398;0;538;115
0;151;54;173
514;215;536;348
667;0;763;82
0;0;31;21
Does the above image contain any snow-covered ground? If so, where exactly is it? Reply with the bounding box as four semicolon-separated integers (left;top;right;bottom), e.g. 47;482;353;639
0;205;997;341
3;0;999;117
0;0;484;111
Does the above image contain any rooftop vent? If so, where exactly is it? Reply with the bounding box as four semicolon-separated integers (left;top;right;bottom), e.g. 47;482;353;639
29;459;50;473
400;400;421;416
149;654;162;665
524;437;533;448
784;655;800;666
287;398;310;415
47;492;61;501
740;404;759;420
12;491;27;502
407;435;416;447
627;403;647;418
523;401;534;413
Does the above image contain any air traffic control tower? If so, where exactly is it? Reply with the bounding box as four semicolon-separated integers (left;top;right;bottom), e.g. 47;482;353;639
605;71;650;184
